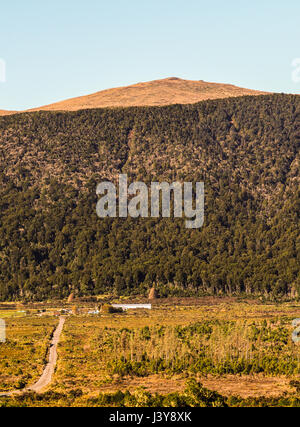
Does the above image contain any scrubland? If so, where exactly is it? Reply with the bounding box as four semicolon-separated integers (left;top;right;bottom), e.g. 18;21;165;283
1;297;299;406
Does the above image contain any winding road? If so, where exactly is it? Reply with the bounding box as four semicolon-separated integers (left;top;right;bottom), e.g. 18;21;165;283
0;316;65;397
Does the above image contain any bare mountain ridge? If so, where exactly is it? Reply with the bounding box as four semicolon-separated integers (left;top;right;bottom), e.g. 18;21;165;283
0;78;269;115
0;110;16;116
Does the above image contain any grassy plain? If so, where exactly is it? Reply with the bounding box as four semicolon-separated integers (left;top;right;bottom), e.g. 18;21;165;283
0;315;57;392
0;297;299;406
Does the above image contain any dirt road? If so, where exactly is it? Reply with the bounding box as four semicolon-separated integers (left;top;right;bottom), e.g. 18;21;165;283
0;316;65;397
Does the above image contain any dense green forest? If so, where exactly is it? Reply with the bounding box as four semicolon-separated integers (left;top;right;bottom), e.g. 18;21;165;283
0;94;299;300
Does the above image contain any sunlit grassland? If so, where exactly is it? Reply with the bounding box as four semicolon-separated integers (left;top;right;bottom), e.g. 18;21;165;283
0;316;57;392
50;300;300;398
0;308;27;318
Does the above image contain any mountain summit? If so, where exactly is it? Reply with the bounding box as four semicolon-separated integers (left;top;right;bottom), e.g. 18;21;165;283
30;77;268;111
0;78;268;115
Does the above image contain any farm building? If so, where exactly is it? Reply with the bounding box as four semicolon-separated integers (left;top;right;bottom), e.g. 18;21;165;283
112;304;151;311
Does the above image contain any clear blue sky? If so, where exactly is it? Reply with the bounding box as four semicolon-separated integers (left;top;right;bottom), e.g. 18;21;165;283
0;0;299;110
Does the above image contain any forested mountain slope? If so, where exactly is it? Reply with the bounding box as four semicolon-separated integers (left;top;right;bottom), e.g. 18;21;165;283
0;94;299;300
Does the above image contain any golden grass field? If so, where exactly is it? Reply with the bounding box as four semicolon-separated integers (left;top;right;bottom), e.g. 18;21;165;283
0;316;57;392
0;297;299;406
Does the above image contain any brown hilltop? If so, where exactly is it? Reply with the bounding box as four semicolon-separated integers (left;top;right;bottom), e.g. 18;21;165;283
27;77;268;112
0;110;17;116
